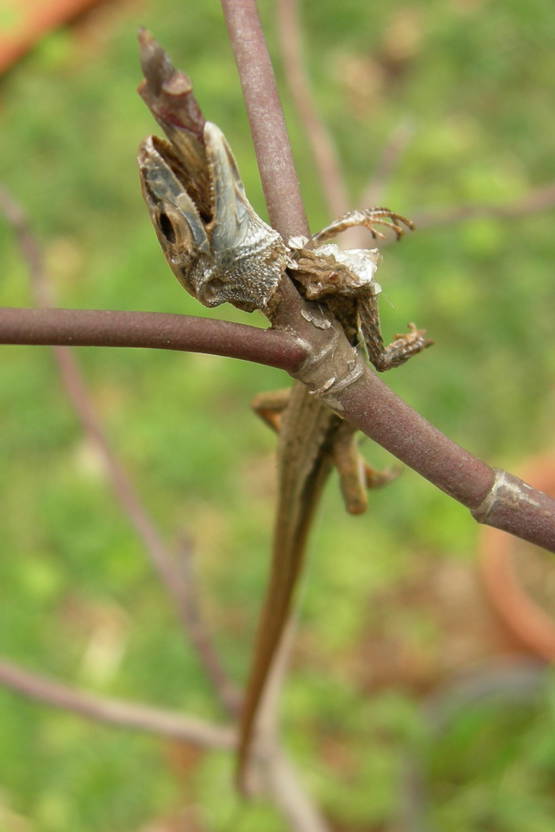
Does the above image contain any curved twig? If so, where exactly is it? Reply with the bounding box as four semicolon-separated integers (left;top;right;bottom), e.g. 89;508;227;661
0;654;330;832
411;181;555;231
0;187;244;715
0;658;234;749
358;120;414;208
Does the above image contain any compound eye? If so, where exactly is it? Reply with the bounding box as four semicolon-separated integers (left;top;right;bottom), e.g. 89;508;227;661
158;211;177;244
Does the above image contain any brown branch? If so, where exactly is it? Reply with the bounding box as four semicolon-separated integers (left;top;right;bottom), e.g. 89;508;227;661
0;654;329;832
221;0;309;239
275;0;413;251
3;307;554;556
8;305;553;549
339;370;555;553
276;0;349;221
174;535;245;703
261;749;331;832
0;307;306;371
2;256;554;556
0;658;234;749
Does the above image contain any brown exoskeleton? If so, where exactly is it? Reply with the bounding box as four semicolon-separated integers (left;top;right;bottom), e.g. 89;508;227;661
139;127;289;313
137;27;430;367
139;122;431;367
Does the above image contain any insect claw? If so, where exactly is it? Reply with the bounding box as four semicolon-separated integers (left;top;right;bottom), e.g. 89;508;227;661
366;225;385;240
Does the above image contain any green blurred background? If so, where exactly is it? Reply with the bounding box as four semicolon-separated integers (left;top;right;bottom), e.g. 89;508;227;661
1;0;555;829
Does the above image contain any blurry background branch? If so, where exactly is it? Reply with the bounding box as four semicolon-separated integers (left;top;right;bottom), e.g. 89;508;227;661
276;0;349;220
0;185;241;717
411;181;555;230
275;0;555;245
0;658;235;749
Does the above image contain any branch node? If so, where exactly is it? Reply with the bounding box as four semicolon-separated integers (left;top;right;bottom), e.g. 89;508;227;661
472;469;542;524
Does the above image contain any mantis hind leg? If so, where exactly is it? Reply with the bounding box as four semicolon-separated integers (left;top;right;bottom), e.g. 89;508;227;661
332;420;400;515
250;388;290;433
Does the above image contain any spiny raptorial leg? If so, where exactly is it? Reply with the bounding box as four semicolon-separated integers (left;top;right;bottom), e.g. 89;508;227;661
359;292;433;371
312;207;415;244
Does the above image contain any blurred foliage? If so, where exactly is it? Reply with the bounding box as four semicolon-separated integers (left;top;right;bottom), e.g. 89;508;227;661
1;0;555;829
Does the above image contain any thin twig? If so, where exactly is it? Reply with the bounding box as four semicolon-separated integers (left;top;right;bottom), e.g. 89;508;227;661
0;658;234;749
358;120;414;208
276;0;349;221
175;535;244;702
262;748;331;832
0;187;241;716
411;181;555;231
0;655;328;832
221;0;309;239
276;0;413;251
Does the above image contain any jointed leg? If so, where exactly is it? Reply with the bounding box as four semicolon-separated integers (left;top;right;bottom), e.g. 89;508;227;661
250;388;291;433
332;421;368;515
359;293;432;372
312;208;414;244
332;421;400;515
364;461;401;489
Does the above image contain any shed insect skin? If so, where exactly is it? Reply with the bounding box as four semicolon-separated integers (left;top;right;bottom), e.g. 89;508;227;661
138;126;288;313
137;31;431;794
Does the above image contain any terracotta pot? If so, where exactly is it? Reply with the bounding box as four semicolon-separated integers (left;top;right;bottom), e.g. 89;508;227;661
0;0;104;74
478;452;555;662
